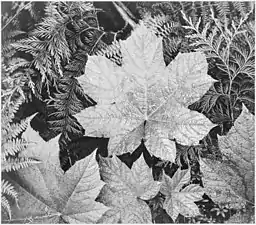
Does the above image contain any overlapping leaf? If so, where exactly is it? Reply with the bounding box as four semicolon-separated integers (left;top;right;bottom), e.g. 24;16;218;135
160;168;204;221
1;122;108;223
74;22;215;162
97;155;161;223
200;159;246;209
200;105;254;209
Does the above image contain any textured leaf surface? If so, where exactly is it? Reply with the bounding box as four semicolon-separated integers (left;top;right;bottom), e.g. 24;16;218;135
219;105;254;201
201;105;255;208
75;22;215;161
2;123;108;223
160;168;204;221
97;155;160;223
219;105;254;202
224;210;255;224
200;159;246;209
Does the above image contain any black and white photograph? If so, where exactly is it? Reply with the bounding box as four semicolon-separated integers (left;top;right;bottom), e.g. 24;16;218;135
1;1;255;223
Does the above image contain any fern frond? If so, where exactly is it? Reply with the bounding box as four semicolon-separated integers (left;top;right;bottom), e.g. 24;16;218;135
2;157;40;172
182;7;254;81
96;40;122;66
210;102;232;124
233;2;249;17
2;116;35;158
1;195;12;220
6;58;31;74
60;153;72;169
8;1;106;95
58;2;95;17
1;180;18;203
192;82;230;113
2;30;26;57
180;2;199;24
10;2;71;88
175;144;191;167
182;12;231;76
238;95;255;104
162;36;183;64
2;95;25;124
214;1;231;19
231;1;255;17
142;14;184;64
199;2;212;25
64;49;88;77
230;33;255;79
81;29;107;55
143;14;179;38
48;77;94;142
1;57;30;113
2;139;27;158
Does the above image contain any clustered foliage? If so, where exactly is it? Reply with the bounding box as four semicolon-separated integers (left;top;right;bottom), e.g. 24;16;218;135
1;100;39;218
1;1;255;224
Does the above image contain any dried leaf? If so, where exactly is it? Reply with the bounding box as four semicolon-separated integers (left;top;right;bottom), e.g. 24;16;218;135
75;22;215;161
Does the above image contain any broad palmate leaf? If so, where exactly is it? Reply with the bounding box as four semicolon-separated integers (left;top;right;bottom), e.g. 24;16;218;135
200;105;255;209
97;155;161;223
1;123;108;223
160;168;204;221
75;22;215;162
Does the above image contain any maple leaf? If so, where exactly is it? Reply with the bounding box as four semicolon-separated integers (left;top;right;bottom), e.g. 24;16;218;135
219;105;254;203
200;159;247;210
160;168;204;221
1;123;108;223
97;154;161;223
74;22;215;162
200;105;255;209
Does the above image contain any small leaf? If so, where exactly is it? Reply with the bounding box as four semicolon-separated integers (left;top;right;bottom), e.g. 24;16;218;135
98;154;159;223
195;17;201;30
160;168;204;221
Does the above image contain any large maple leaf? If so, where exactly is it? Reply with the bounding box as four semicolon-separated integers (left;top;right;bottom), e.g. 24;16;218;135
97;154;161;223
74;22;215;162
160;168;204;221
200;105;254;209
1;122;108;223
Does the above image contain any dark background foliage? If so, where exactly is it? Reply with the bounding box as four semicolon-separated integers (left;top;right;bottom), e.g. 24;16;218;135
2;1;255;223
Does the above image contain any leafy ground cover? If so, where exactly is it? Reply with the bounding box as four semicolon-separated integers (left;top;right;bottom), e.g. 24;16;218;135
1;1;255;223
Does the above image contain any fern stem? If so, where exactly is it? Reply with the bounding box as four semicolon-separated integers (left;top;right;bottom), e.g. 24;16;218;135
2;212;63;223
67;150;73;167
223;8;253;123
113;2;136;29
89;32;106;55
79;26;101;34
2;2;32;31
183;16;230;75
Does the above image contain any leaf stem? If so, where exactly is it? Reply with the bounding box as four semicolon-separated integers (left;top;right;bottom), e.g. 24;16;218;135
89;32;106;55
2;2;32;31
